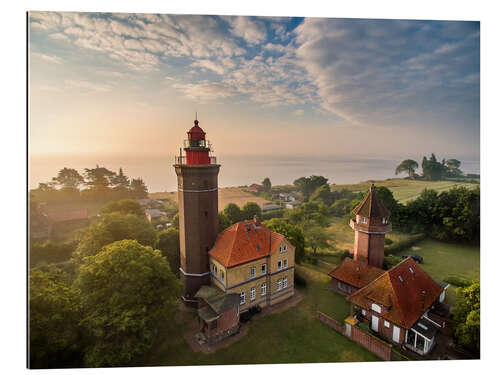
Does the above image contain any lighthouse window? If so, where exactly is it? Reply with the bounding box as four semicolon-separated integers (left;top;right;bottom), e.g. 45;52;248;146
361;217;368;224
382;217;388;224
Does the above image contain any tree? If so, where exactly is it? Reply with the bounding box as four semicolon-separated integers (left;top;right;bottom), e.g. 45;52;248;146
223;203;242;224
304;225;331;256
75;240;181;367
83;166;116;200
330;198;351;217
52;168;85;190
422;153;447;181
293;175;329;201
241;202;262;220
112;167;130;196
29;266;82;368
218;212;231;232
163;199;179;221
74;212;157;260
310;184;334;206
101;199;144;217
130;178;148;199
446;159;463;176
156;228;180;277
453;281;480;354
263;218;306;263
262;177;272;192
395;159;419;178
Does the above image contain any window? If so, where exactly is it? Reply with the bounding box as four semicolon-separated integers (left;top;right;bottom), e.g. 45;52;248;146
283;245;287;252
278;260;282;270
283;259;288;268
382;217;388;224
250;266;256;279
283;277;288;288
250;287;256;301
384;320;390;328
409;267;414;274
261;283;267;296
261;263;267;275
221;271;225;284
240;291;245;305
362;309;366;316
361;217;368;224
279;246;282;253
277;279;282;291
211;264;217;276
371;303;381;313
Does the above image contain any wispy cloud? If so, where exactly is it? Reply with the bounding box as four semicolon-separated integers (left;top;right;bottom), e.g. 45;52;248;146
172;81;236;102
31;52;63;64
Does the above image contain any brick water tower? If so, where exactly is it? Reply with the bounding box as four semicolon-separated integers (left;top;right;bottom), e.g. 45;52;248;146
174;118;220;303
350;184;392;269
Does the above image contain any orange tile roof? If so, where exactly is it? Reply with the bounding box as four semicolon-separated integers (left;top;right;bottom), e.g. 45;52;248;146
329;258;385;289
209;219;285;268
352;184;390;218
347;258;444;329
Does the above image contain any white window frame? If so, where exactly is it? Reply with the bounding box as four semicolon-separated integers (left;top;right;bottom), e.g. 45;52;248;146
362;309;366;316
211;264;217;276
283;259;288;268
261;263;267;275
250;266;256;279
384;320;390;328
283;277;288;288
240;291;245;305
371;303;381;314
361;217;368;224
250;287;256;301
277;279;282;291
382;217;388;224
283;245;287;252
261;283;267;296
278;260;282;270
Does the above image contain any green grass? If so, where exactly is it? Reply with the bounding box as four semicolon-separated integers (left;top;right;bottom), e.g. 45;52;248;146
139;264;377;366
390;239;480;306
331;178;478;203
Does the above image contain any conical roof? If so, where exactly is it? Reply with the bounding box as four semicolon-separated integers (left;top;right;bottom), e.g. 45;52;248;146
352;184;391;218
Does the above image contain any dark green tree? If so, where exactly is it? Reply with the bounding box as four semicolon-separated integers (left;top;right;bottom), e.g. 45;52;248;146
74;212;157;260
101;199;144;217
130;178;148;199
446;159;463;176
162;199;179;221
262;177;272;192
83;165;116;200
293;175;329;201
304;225;331;256
223;203;242;224
112;167;130;196
75;240;181;367
263;218;306;263
156;228;180;277
29;265;82;368
241;202;262;220
453;281;480;354
218;212;232;232
395;159;419;178
52;168;85;190
310;184;334;206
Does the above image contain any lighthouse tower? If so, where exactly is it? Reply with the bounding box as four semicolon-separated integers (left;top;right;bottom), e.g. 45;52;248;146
174;118;220;303
349;184;392;269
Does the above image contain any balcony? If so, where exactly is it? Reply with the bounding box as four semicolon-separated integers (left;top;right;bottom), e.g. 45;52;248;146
349;219;392;234
183;139;212;148
174;155;217;165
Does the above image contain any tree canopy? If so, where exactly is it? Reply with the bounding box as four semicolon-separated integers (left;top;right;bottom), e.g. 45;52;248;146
261;177;272;192
453;281;480;354
75;240;181;367
156;228;180;277
52;168;85;190
101;199;145;217
293;175;328;200
223;203;242;224
395;159;419;178
263;218;306;263
241;202;262;220
304;225;331;255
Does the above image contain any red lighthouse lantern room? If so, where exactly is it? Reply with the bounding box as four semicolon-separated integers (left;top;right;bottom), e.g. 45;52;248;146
181;118;216;165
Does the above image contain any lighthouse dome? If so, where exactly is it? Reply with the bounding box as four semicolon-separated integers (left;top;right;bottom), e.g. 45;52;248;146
188;119;206;140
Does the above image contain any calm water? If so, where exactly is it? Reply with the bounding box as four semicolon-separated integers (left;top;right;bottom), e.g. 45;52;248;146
29;154;480;193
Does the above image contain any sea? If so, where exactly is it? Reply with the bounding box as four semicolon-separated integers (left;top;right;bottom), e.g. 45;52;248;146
29;154;480;193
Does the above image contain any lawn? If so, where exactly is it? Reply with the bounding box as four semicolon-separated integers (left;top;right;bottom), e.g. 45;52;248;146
331;178;478;203
150;187;271;212
389;239;480;306
139;264;377;366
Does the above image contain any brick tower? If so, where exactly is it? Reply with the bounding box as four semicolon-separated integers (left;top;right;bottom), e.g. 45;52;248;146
349;184;391;269
174;118;220;303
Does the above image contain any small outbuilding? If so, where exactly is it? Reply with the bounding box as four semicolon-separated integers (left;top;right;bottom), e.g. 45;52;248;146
194;285;240;345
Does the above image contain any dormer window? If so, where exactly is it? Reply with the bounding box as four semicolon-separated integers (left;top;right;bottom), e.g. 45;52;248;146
361;217;368;224
382;217;388;224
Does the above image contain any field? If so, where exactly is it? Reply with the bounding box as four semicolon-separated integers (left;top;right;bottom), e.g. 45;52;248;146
139;265;377;366
331;178;478;203
389;239;480;306
149;187;271;211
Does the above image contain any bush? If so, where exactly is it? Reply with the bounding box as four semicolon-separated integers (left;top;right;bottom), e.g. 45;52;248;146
261;209;285;221
385;238;393;245
444;275;473;287
384;255;400;269
384;234;426;255
294;273;307;287
30;240;77;267
340;249;352;261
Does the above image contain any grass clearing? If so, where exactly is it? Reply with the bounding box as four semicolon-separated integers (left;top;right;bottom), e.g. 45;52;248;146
150;187;271;212
331;178;478;203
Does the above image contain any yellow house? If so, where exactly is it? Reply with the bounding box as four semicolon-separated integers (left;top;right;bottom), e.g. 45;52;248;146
208;217;295;311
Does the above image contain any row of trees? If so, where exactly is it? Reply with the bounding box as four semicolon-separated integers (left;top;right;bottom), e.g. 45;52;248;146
31;166;148;203
29;199;182;368
395;154;464;180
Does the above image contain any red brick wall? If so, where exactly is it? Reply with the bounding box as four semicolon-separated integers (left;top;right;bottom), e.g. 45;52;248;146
317;311;345;334
368;234;385;268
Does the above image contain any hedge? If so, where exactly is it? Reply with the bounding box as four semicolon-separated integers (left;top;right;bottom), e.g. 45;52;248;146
384;233;426;255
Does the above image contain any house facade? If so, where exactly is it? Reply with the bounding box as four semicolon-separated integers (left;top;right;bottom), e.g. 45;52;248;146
208;217;295;312
347;258;447;355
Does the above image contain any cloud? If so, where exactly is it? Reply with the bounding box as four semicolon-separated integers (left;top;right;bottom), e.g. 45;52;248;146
65;79;112;92
31;52;62;64
172;81;236;102
49;32;70;42
226;16;267;45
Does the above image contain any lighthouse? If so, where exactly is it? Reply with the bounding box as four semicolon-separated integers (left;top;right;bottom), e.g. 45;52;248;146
174;118;220;303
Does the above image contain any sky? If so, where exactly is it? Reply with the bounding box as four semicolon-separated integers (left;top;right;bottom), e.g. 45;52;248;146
28;12;480;163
